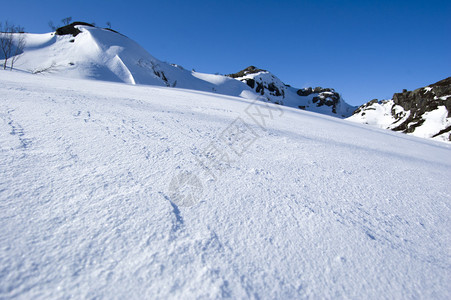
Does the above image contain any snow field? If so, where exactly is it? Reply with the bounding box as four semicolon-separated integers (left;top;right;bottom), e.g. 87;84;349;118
0;71;450;298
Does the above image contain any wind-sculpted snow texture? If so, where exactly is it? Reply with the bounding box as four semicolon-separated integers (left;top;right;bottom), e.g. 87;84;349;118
1;72;450;299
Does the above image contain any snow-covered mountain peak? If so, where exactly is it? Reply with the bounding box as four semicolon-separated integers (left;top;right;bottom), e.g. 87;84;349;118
18;24;172;86
227;66;356;117
7;24;356;118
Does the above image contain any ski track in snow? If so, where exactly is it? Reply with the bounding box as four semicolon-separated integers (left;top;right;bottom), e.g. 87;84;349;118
0;71;450;299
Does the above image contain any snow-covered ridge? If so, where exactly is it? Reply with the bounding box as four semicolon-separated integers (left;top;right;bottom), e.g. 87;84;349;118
348;77;451;142
15;25;212;88
8;23;354;117
227;66;356;117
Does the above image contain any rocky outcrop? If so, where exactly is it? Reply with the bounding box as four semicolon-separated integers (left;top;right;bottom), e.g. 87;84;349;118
349;77;451;142
55;22;95;37
390;78;450;134
308;88;341;114
227;66;266;78
393;77;451;117
228;66;287;101
297;87;313;96
227;66;355;117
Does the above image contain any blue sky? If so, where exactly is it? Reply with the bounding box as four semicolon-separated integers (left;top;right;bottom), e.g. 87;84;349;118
2;0;450;105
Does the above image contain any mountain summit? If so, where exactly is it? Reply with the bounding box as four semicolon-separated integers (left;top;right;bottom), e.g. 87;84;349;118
228;66;353;117
10;23;355;118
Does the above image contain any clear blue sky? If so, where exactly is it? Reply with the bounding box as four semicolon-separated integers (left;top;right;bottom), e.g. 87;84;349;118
2;0;450;105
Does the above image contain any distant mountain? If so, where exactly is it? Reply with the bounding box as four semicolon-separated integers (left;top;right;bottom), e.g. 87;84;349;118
227;66;355;117
348;77;451;142
7;22;355;118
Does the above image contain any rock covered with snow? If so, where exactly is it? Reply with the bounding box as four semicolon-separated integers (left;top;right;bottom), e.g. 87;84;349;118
227;66;356;117
348;77;451;142
54;22;95;37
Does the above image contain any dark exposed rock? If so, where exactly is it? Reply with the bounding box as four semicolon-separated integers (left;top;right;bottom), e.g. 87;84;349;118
353;77;451;139
432;125;451;140
255;81;264;95
267;83;282;97
309;89;341;112
55;22;94;37
429;77;451;87
227;66;348;115
297;87;340;112
313;87;323;93
153;69;169;86
245;78;255;89
297;87;313;96
233;69;285;97
227;66;266;78
390;77;451;133
392;118;426;133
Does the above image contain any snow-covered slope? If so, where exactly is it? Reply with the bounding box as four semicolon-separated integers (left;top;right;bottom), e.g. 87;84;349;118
1;71;450;299
15;25;215;89
10;23;354;117
348;77;451;142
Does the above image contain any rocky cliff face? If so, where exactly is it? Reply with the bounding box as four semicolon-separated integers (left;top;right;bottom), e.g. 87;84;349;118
348;77;451;142
391;77;451;133
227;66;356;117
296;87;341;114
